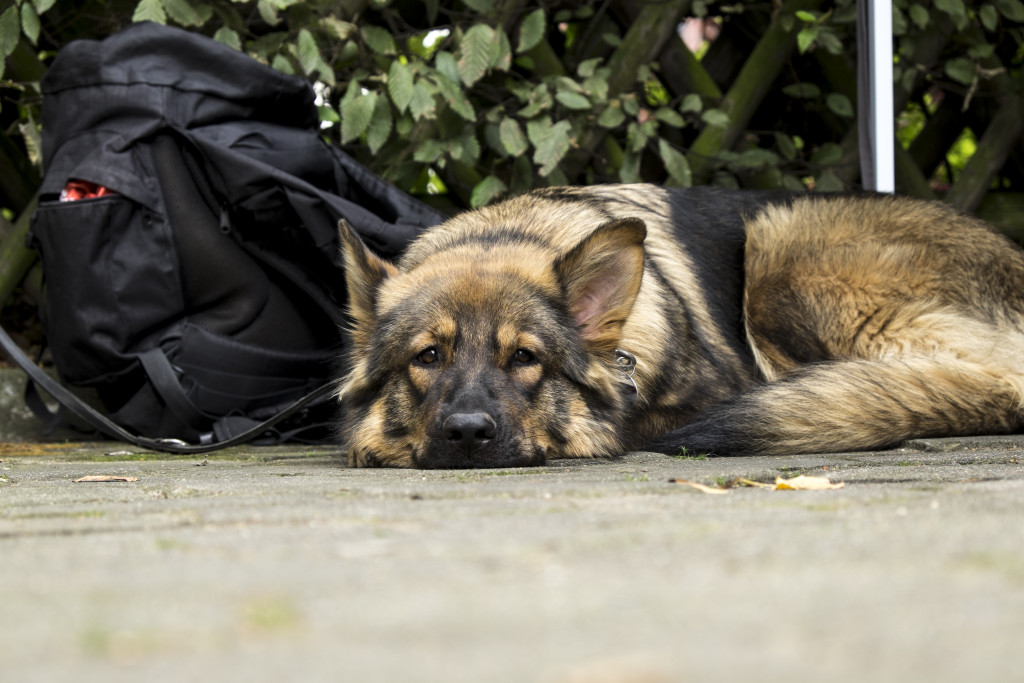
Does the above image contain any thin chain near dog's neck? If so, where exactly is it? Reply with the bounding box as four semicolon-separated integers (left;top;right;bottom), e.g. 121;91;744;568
615;349;638;405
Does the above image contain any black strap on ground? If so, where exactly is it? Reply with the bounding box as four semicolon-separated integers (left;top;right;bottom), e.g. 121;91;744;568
0;321;337;455
138;347;211;432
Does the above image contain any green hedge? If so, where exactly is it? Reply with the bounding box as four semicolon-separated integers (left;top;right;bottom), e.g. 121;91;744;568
1;0;1023;219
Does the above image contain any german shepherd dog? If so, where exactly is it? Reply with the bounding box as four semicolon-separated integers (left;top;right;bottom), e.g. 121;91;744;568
336;184;1024;468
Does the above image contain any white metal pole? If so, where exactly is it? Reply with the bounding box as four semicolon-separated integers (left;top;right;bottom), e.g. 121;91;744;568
871;0;895;193
858;0;895;193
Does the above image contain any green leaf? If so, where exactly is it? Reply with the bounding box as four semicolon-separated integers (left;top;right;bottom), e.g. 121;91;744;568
892;8;907;36
318;104;340;126
213;26;241;50
341;92;377;143
250;32;288;59
395;113;414;137
621;94;639;116
712;170;739;189
16;117;39;169
980;4;999;30
627;121;655;153
732;148;779;169
597;104;625;128
434;51;461;85
388;61;415;113
527;117;572;177
901;67;916;94
555;90;591;110
499;118;528;156
680;93;702;113
554;76;584;94
296;29;320;75
32;0;58;14
362;25;396;55
414;139;444;163
944;57;975;85
470;175;508;208
484;122;504;154
934;0;968;29
775;132;797;161
658;140;691;187
996;0;1024;21
582;73;609;103
319;63;336;87
457;24;496;86
700;109;730;128
461;0;494;13
506;79;531;103
321;17;357;41
618;148;641;184
271;54;294;75
409;81;436;121
449;130;480;163
509;154;534;194
162;0;204;27
517;85;552;118
366;95;393;154
968;43;995;59
20;3;39;44
654;107;685;128
517;8;545;53
811;142;843;166
825;93;853;118
494;28;512;71
782;82;821;99
814;169;844;192
797;26;819;53
782;175;807;192
0;8;15;70
424;0;439;23
817;29;843;55
434;73;476;121
338;40;358;65
577;57;602;78
131;0;166;24
908;4;929;29
256;0;281;26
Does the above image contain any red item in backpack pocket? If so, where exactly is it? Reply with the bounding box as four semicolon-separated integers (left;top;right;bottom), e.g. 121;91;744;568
59;180;117;202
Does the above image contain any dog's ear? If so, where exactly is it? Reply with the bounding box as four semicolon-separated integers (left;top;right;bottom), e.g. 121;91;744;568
555;217;646;350
338;220;399;342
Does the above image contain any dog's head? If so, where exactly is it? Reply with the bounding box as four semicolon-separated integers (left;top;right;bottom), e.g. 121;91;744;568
336;215;646;468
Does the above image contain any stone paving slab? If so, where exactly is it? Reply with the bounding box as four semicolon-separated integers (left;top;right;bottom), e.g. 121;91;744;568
2;437;1024;683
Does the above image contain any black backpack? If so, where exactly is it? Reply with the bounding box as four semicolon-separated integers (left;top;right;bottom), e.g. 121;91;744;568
0;22;445;453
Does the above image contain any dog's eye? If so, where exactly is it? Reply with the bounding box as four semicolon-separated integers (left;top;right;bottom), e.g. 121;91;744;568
415;347;439;365
513;348;536;365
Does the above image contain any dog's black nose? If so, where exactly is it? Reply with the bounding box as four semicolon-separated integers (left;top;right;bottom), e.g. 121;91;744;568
443;412;497;453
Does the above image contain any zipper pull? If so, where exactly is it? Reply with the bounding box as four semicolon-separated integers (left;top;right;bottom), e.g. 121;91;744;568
219;206;231;234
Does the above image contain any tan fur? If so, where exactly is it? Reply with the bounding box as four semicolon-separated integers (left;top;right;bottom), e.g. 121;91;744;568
337;186;1024;467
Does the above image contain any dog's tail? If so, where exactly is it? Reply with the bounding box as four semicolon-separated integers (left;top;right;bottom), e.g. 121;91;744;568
645;355;1024;456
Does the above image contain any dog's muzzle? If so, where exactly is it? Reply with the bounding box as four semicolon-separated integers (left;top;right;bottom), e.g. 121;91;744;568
414;410;544;469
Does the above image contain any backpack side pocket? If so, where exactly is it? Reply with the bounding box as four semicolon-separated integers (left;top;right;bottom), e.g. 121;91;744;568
30;194;184;385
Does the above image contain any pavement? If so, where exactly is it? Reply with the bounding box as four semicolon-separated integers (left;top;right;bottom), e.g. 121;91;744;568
1;368;1023;683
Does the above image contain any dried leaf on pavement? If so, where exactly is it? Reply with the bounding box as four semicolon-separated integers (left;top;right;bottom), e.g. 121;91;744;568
73;475;139;483
668;478;729;495
669;475;845;493
772;475;844;490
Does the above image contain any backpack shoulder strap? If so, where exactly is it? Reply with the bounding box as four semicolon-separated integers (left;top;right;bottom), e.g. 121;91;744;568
0;321;336;454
